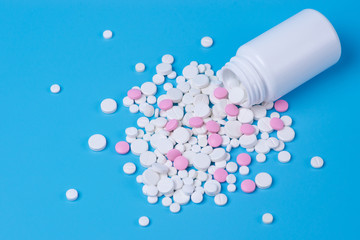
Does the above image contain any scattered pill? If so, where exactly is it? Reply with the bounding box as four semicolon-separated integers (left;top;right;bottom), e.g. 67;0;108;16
88;134;106;151
103;30;113;39
128;89;142;100
135;63;145;72
241;179;256;193
138;216;150;227
101;98;117;114
115;141;130;154
278;151;291;163
50;84;61;93
162;54;174;64
214;193;228;206
237;153;251;166
262;213;274;224
311;156;324;168
274;99;288;112
123;162;136;174
66;189;78;201
201;36;213;48
255;172;272;189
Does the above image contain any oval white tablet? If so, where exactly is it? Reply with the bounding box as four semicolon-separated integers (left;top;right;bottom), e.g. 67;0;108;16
50;84;61;93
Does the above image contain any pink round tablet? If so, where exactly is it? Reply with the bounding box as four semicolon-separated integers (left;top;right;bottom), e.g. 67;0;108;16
225;104;239;117
236;153;251;166
270;117;284;131
208;134;223;148
189;117;204;128
213;168;228;183
167;149;182;161
241;179;256;193
158;99;173;111
127;89;142;100
240;124;255;135
214;87;228;99
206;120;220;133
115;141;130;154
173;156;189;170
165;119;178;131
274;99;289;112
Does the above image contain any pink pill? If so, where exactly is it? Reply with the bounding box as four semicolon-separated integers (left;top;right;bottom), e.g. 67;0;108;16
174;156;189;170
167;149;182;161
241;179;256;193
189;117;204;128
159;99;173;111
127;89;142;100
274;99;289;112
214;87;228;99
270;117;284;130
240;124;255;135
236;153;251;166
214;168;228;183
208;134;223;148
206;120;220;133
115;141;130;154
225;104;239;117
165;119;178;132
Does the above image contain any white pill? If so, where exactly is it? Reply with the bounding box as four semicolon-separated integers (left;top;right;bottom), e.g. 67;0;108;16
311;156;324;168
162;54;174;64
255;172;272;189
138;216;150;227
167;88;183;103
168;71;177;79
191;191;203;204
170;203;181;213
129;104;139;113
173;190;190;205
157;138;174;154
201;36;213;48
103;30;113;39
193;103;211;118
256;153;266;163
226;174;236;184
204;180;221;196
192;74;210;89
156;63;172;75
152;74;165;85
277;126;295;142
239;166;250;175
227;184;236;192
140;151;157;167
270;112;280;119
101;98;117;114
251;105;267;120
123;96;134;107
50;84;61;93
137;117;150;128
135;63;145;72
143;105;155;117
172;127;191;144
209;148;227;162
261;132;269;140
273;140;285;152
258;117;273;133
141;82;157;96
239;134;257;149
228;87;245;105
136;175;143;183
214;193;228;206
162;196;172;207
142;169;160;185
125;127;138;138
238;108;254;124
163;82;173;91
88;134;106;151
226;162;238;173
262;213;273;224
278;151;291;163
66;188;78;201
157;178;175;194
123;162;136;175
182;65;199;79
148;196;158;204
281;115;293;126
131;139;149;156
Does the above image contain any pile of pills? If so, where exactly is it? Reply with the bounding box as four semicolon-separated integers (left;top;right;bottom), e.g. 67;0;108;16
80;34;325;226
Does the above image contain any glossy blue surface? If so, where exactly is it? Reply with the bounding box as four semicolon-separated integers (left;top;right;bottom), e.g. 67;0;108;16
0;0;359;239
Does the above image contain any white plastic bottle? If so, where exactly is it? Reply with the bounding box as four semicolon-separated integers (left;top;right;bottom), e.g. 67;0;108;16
218;9;341;107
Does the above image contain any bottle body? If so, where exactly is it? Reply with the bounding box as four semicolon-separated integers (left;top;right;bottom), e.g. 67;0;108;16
218;9;341;107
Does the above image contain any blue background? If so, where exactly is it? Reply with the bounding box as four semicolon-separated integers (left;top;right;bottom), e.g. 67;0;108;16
0;0;359;239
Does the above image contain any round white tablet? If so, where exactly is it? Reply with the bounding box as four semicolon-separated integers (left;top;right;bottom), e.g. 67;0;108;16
157;178;174;194
50;84;61;93
138;216;150;227
278;151;291;163
152;74;165;85
256;153;266;163
156;63;172;75
170;203;181;213
239;166;250;175
262;213;273;224
135;63;145;72
66;188;78;201
88;134;106;151
277;126;295;142
255;172;272;189
101;98;117;114
103;30;113;39
182;65;199;79
227;184;236;192
162;54;174;64
201;36;213;48
131;139;149;156
191;191;203;204
311;156;324;168
141;82;157;96
226;162;238;173
123;162;136;175
228;87;245;104
214;193;228;206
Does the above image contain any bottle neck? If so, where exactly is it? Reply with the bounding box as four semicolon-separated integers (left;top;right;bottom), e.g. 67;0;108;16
218;56;266;107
